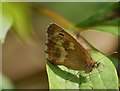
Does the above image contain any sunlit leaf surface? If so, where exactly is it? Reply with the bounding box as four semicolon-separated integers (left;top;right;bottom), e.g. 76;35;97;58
46;51;118;89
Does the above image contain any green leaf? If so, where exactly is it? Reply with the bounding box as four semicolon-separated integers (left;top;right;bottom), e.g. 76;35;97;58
0;74;14;90
1;2;33;43
76;3;119;27
119;80;120;88
90;26;119;36
39;2;111;24
46;51;118;89
0;2;13;43
108;56;118;69
9;3;33;42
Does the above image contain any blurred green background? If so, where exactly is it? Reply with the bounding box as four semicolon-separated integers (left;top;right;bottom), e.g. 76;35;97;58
0;2;119;89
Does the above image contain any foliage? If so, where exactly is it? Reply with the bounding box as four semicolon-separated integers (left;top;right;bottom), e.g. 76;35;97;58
1;2;33;43
1;2;119;89
76;2;119;36
45;2;119;89
47;51;118;89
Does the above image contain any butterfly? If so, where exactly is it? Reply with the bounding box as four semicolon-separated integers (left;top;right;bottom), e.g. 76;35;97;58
45;23;100;73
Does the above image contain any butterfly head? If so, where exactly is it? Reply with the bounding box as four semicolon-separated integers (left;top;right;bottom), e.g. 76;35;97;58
85;61;100;73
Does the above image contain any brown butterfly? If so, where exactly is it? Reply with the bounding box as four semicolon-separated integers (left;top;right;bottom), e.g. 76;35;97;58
45;23;100;73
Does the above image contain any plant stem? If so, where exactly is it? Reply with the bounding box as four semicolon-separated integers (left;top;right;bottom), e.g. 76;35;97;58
32;6;93;50
35;7;84;33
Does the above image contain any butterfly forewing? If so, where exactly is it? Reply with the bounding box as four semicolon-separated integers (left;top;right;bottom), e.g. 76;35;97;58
46;23;98;73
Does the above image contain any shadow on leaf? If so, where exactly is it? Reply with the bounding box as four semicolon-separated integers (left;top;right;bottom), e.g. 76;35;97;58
47;60;87;85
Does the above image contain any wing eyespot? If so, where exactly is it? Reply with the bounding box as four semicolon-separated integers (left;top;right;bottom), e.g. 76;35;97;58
59;33;64;37
62;40;69;49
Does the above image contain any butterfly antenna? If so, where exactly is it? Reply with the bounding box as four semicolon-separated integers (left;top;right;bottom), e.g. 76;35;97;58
96;57;104;63
97;67;103;73
85;69;103;78
96;51;118;66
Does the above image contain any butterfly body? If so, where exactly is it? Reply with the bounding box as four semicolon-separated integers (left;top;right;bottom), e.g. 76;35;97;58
46;23;99;73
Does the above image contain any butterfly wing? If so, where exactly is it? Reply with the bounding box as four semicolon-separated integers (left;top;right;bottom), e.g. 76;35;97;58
46;23;91;71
